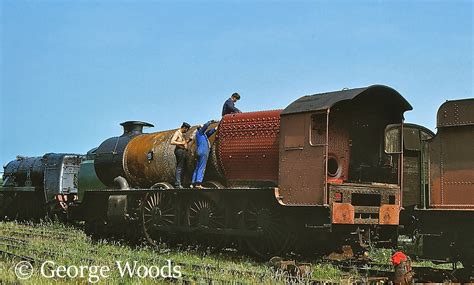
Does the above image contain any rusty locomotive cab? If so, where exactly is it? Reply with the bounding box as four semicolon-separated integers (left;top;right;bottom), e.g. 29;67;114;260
277;85;412;226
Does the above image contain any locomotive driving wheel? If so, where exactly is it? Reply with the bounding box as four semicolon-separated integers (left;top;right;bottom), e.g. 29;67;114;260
141;191;176;247
240;200;293;259
185;196;227;248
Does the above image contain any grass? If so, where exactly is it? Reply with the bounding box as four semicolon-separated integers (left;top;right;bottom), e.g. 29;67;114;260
0;221;460;284
0;221;347;284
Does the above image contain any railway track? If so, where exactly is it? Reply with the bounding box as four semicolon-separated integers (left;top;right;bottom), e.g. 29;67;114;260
0;223;471;283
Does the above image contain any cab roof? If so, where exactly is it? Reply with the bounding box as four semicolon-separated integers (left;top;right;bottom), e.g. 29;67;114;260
281;84;412;115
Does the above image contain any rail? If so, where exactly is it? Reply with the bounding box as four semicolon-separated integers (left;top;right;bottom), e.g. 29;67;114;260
0;222;471;283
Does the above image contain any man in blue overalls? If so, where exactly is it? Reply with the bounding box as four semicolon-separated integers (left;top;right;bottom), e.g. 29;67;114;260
191;120;218;189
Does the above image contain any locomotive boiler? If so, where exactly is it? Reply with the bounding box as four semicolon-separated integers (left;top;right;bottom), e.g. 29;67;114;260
1;153;83;220
74;84;412;257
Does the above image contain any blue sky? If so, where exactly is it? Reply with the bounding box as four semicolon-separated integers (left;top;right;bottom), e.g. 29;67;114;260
1;0;473;165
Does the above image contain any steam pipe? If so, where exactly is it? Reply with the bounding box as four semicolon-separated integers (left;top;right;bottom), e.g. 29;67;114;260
114;176;129;190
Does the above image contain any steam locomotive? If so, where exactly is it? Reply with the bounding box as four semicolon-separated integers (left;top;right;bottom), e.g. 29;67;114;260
1;85;473;267
1;153;83;219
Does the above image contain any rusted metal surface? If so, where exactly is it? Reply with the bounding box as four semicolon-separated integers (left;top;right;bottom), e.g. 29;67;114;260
268;257;311;279
429;99;474;209
327;245;355;261
216;110;281;185
401;124;435;207
279;112;326;205
331;203;355;224
94;121;153;187
124;129;179;187
281;84;412;115
329;183;400;225
379;205;400;225
403;155;422;207
123;123;219;188
279;85;409;206
437;99;474;128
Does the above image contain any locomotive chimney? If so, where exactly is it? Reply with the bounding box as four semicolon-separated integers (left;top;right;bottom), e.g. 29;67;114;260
120;121;154;136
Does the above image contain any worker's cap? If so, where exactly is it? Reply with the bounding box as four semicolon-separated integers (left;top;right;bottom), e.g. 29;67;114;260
231;92;240;100
181;122;191;129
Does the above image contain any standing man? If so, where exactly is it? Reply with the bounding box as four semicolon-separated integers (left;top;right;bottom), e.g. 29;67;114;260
191;120;218;189
222;92;241;116
171;122;191;188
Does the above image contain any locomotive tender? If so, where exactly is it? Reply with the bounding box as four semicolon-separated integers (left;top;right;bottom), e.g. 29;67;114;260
73;84;410;256
399;99;474;271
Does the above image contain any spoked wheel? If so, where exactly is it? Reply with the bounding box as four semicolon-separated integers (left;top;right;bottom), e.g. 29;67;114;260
186;196;227;248
241;200;293;259
150;182;173;190
141;191;176;247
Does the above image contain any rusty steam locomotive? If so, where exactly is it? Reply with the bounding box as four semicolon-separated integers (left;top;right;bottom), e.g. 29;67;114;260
1;85;473;267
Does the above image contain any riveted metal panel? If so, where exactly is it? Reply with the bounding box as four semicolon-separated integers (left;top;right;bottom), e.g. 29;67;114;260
429;126;474;209
216;110;281;185
279;112;326;205
437;99;474;128
327;106;351;181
